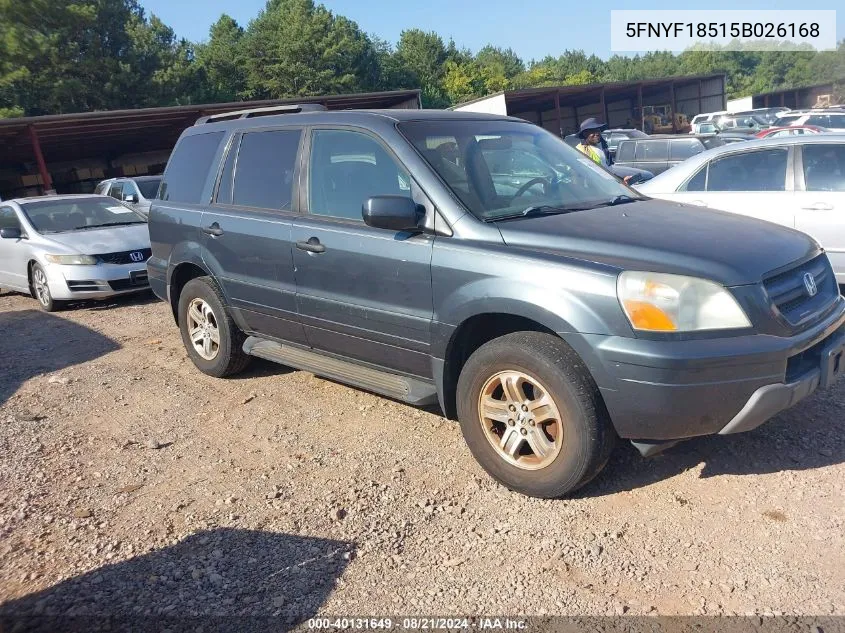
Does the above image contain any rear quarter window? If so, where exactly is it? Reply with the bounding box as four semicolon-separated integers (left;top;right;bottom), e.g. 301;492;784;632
670;139;705;161
616;141;635;162
159;131;225;204
634;140;669;161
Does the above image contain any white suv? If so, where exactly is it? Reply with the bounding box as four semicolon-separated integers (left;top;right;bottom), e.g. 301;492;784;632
776;111;845;132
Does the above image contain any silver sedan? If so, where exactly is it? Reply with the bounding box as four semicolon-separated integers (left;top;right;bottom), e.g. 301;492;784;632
0;195;151;311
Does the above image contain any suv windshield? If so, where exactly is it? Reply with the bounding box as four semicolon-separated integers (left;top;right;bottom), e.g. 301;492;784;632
21;198;146;233
398;120;638;221
136;178;161;200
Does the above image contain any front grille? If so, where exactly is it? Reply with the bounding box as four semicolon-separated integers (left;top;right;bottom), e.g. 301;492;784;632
96;248;152;265
108;273;148;291
764;254;837;326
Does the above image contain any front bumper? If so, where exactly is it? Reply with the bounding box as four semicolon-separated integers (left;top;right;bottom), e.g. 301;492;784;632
566;297;845;441
43;261;150;300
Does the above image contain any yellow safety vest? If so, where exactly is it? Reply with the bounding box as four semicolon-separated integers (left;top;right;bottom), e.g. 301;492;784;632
576;143;603;165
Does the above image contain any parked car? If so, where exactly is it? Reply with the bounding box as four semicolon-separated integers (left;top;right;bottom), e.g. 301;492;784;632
731;107;790;125
148;106;845;499
636;135;845;285
0;195;151;311
754;125;828;139
716;131;757;144
601;128;648;159
95;175;162;218
563;133;655;184
692;121;720;135
714;114;770;132
689;111;728;133
776;111;845;133
614;135;725;175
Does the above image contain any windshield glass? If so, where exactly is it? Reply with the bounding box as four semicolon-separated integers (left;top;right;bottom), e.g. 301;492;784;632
398;120;639;221
136;178;161;199
21;198;146;233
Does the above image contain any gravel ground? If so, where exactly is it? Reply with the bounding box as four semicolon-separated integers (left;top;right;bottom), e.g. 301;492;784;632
1;289;844;625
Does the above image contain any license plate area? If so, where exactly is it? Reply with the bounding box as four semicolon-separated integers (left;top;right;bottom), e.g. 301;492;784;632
129;269;148;286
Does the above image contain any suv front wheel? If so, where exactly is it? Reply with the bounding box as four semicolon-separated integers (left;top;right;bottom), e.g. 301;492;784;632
178;277;251;377
456;332;615;498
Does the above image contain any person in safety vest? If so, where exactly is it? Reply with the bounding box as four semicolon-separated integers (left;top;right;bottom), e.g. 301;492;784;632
575;117;631;184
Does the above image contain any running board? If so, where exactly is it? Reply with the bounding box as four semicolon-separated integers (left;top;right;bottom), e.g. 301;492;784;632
243;337;439;406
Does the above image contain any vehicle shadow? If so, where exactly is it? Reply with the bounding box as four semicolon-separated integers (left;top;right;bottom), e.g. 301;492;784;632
0;309;120;406
0;528;355;633
576;380;845;498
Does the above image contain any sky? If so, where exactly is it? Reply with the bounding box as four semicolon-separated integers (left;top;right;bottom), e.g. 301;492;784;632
139;0;843;61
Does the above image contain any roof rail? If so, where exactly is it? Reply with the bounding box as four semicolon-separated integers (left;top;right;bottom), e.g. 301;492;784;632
195;103;328;124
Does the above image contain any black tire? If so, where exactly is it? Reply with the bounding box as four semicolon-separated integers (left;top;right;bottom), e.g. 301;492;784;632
178;276;250;377
456;331;616;499
30;263;63;312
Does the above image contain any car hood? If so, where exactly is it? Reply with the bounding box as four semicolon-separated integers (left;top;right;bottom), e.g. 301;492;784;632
494;199;818;286
41;224;150;254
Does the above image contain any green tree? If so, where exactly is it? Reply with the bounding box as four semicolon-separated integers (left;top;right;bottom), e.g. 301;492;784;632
195;15;247;102
395;29;450;106
241;0;378;99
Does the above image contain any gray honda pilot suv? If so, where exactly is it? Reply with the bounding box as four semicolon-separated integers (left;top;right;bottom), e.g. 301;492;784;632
147;104;845;498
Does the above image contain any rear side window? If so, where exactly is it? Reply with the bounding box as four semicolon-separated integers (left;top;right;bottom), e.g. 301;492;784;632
231;129;301;210
828;114;845;127
706;148;788;192
160;132;224;204
616;141;635;162
107;183;124;200
805;115;830;127
802;144;845;192
670;139;704;161
635;140;668;161
0;206;21;230
682;166;708;192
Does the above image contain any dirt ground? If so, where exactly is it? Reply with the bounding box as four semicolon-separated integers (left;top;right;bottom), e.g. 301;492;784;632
1;289;844;624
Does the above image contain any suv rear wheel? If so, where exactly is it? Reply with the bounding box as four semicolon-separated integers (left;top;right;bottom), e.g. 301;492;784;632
456;332;615;498
178;277;250;377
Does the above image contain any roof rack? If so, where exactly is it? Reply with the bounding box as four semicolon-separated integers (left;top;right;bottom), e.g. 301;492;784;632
195;103;328;124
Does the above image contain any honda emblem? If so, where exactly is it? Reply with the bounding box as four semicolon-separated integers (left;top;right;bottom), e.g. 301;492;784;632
129;251;145;263
803;272;818;297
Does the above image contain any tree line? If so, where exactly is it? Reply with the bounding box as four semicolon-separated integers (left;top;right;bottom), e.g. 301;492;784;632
1;0;844;119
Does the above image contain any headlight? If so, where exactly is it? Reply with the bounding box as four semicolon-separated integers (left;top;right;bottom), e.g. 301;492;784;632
618;271;751;332
45;254;97;265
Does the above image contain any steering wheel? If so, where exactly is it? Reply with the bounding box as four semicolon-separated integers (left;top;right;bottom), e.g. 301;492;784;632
512;177;550;198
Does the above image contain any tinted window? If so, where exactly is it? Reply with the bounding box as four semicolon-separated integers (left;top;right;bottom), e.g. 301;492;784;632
215;136;238;205
828;114;845;127
774;114;801;125
160;132;224;204
683;166;708;192
0;206;21;230
309;130;411;221
232;130;301;210
137;178;161;199
94;183;107;195
635;140;668;161
670;139;704;161
802;144;845;192
805;115;829;127
107;183;124;200
616;140;635;162
707;148;788;192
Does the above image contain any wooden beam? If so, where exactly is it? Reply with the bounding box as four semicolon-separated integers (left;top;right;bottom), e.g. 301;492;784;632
28;125;53;192
670;81;678;134
600;87;608;127
554;91;562;138
637;85;644;132
697;79;703;116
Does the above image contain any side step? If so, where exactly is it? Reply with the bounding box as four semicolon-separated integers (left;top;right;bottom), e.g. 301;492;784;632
243;337;439;406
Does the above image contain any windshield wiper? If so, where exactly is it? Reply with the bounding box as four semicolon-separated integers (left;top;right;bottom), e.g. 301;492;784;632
74;221;145;230
490;205;583;222
605;195;640;206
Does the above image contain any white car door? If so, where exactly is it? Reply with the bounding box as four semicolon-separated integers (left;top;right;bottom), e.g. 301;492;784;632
667;145;796;229
0;206;29;291
794;142;845;284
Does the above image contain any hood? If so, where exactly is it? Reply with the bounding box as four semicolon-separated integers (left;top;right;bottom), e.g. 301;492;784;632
42;224;150;255
495;199;818;286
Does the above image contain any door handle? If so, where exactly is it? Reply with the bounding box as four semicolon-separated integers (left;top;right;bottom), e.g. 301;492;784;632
801;202;834;211
296;237;326;254
202;223;224;237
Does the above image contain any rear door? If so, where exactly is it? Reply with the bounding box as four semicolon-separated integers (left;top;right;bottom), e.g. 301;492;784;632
794;142;845;283
200;127;307;344
291;127;434;377
0;206;27;290
670;145;796;228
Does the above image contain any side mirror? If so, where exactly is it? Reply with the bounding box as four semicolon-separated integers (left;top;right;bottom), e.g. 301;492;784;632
362;196;422;232
124;194;139;204
0;227;22;239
